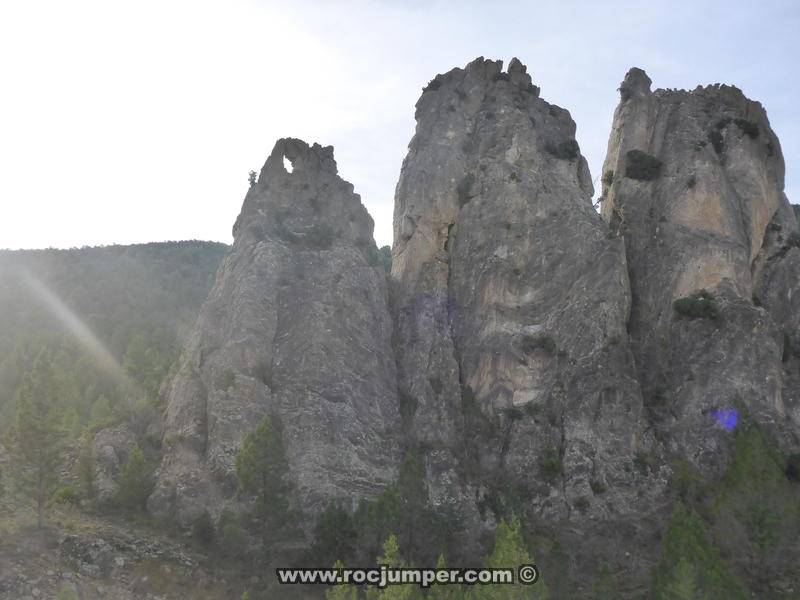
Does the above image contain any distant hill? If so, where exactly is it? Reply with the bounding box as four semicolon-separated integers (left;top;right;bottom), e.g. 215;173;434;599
0;241;227;430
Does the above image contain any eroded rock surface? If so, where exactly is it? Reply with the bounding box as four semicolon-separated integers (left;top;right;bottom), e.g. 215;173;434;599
391;57;652;527
600;68;799;469
149;139;400;524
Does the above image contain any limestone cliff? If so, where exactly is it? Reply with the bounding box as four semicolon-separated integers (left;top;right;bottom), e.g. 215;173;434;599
391;57;653;527
149;139;400;524
600;69;799;470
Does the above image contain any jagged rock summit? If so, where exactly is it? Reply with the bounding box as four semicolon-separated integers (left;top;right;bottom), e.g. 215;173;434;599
149;138;401;524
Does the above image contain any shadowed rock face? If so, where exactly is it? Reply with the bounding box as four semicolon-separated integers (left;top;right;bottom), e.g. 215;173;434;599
600;69;799;470
149;138;400;524
391;58;652;525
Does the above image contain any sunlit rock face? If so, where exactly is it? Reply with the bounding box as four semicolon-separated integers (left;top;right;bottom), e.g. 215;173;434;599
391;57;652;527
149;138;400;524
600;69;799;470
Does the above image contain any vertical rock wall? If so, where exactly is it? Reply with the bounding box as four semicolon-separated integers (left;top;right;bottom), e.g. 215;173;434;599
391;58;650;523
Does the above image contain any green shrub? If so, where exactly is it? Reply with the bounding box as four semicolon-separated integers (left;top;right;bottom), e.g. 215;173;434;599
217;509;248;558
574;496;591;513
520;334;556;355
52;485;80;507
589;479;607;495
273;221;298;243
539;446;563;484
625;149;663;181
673;290;720;321
733;118;759;139
601;170;615;186
708;129;724;154
545;139;580;160
192;510;215;546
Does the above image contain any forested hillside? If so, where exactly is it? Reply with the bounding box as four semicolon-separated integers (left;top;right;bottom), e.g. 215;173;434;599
0;241;227;437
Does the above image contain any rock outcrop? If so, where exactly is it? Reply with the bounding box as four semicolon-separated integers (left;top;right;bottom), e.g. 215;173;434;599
600;69;799;470
391;57;653;529
149;139;400;524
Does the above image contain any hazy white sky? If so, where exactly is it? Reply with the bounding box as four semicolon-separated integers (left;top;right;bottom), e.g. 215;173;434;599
1;0;798;249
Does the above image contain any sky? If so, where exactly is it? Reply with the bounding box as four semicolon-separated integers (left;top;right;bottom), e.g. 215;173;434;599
1;0;798;249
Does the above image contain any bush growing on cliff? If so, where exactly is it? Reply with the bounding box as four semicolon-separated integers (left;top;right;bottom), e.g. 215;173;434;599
672;290;719;321
545;139;580;160
539;446;563;484
624;149;663;181
733;118;759;139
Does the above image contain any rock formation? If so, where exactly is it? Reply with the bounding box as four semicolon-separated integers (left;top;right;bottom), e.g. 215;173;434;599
149;139;400;524
600;69;799;471
391;57;653;528
141;57;800;597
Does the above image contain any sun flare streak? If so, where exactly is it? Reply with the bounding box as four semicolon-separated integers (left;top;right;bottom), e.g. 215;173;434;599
21;270;131;386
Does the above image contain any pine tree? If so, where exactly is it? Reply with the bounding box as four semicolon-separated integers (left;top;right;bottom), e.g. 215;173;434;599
326;560;360;600
235;414;294;558
475;516;548;600
366;534;420;600
396;452;427;555
114;445;153;511
650;502;747;599
77;432;96;501
429;553;469;600
663;559;706;600
8;353;65;529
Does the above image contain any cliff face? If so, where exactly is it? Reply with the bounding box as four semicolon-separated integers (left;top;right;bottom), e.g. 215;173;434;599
149;139;400;523
391;58;653;525
600;69;799;470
